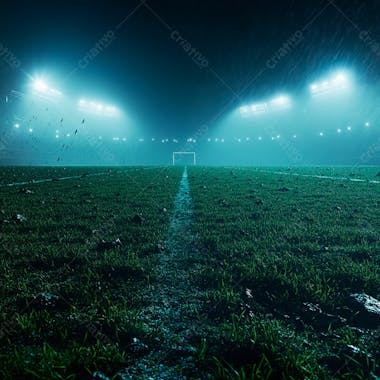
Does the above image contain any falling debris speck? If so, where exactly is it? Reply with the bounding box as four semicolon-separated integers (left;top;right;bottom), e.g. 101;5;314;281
97;238;122;251
18;188;33;194
13;214;27;223
31;292;65;310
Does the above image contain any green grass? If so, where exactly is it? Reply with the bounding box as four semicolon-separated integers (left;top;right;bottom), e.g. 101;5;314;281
0;166;379;379
0;166;183;379
187;166;380;379
0;166;113;185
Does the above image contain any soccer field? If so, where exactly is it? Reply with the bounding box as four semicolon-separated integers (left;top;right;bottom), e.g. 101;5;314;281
1;166;379;379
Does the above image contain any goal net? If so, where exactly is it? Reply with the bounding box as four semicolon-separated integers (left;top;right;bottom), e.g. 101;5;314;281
172;152;196;166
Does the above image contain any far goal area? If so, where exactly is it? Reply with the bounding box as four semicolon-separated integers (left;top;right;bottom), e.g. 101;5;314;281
172;151;196;166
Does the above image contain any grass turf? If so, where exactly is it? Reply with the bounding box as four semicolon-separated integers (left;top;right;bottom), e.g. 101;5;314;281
0;166;379;379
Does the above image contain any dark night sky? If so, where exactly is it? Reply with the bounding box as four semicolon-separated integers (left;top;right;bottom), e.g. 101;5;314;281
1;0;380;137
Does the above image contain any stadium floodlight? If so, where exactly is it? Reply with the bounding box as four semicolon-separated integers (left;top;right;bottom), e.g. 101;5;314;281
269;95;291;110
251;103;267;114
31;77;62;97
33;79;48;92
78;98;120;117
240;105;249;114
240;94;291;117
309;71;351;96
240;102;268;116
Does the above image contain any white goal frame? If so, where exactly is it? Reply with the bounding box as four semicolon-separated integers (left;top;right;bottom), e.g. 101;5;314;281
172;151;196;166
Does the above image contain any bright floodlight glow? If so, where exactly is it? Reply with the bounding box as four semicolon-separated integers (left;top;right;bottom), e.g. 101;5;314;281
251;103;267;113
270;95;291;109
309;70;351;96
319;132;324;136
240;102;267;116
239;94;291;117
32;77;62;97
337;128;342;133
347;126;352;131
14;123;20;128
239;106;249;114
365;121;370;127
77;99;120;117
33;79;48;92
28;128;33;132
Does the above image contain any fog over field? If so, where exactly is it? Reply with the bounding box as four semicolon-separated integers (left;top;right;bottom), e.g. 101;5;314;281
0;1;379;379
0;1;380;166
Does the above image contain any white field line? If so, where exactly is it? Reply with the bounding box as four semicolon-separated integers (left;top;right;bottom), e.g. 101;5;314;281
249;169;380;184
0;167;166;188
119;166;200;379
0;171;109;187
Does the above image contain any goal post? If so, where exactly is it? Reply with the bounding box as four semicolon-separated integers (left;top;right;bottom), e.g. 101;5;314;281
172;152;196;166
